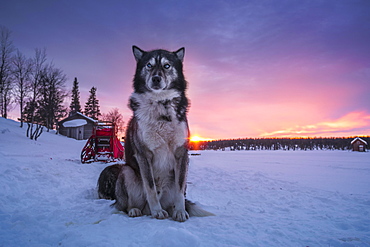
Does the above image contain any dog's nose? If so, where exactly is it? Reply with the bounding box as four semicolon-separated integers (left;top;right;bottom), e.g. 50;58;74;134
151;76;162;89
152;76;161;84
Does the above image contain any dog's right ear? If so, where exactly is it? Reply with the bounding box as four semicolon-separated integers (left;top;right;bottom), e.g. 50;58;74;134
133;46;145;62
174;47;185;62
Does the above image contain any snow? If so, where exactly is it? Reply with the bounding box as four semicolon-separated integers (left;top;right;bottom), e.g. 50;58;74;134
62;119;87;127
1;117;370;247
75;112;98;123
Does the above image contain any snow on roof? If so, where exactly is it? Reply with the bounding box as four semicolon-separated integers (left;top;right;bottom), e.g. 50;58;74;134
351;137;367;145
97;122;113;126
62;119;87;127
75;112;98;122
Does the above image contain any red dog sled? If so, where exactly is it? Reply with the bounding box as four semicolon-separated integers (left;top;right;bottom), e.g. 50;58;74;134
81;122;124;163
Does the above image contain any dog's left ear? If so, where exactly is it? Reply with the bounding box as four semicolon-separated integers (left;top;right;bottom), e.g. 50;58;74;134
174;47;185;62
133;46;145;62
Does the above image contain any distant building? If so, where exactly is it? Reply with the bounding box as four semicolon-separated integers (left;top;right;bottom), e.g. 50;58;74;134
58;112;97;140
350;137;367;152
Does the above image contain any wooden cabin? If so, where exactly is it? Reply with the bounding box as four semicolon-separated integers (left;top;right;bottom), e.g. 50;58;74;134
350;137;367;152
58;112;97;140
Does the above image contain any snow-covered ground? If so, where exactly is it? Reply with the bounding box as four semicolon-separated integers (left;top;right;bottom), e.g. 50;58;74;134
0;117;369;247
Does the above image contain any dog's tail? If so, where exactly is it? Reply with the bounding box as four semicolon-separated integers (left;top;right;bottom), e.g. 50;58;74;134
97;164;123;200
185;199;215;217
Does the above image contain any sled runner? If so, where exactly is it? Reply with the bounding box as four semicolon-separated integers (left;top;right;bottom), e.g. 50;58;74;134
81;122;124;163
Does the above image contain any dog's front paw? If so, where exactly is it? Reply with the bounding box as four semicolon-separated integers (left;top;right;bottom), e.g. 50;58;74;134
173;210;189;222
152;209;169;219
128;208;142;217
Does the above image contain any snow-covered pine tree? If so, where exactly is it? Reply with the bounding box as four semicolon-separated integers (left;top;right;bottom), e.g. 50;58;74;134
84;86;101;120
69;77;82;115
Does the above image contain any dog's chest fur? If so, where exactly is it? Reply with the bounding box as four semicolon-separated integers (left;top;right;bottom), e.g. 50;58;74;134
130;90;188;152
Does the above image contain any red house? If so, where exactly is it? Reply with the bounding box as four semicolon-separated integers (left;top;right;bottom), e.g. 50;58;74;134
351;137;367;152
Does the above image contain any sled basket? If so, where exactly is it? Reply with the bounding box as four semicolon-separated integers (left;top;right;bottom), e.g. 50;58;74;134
81;122;124;163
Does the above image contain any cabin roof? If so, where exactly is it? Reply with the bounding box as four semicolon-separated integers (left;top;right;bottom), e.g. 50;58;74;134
59;112;98;125
351;137;367;145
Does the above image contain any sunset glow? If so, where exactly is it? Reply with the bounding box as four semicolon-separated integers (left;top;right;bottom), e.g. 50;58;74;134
190;135;212;142
3;1;369;139
260;112;370;138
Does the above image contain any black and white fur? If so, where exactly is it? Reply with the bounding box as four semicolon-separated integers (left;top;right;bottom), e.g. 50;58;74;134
98;46;213;222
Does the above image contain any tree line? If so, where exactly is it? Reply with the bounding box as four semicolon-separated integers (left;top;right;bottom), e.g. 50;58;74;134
189;137;370;151
70;78;125;136
0;26;124;140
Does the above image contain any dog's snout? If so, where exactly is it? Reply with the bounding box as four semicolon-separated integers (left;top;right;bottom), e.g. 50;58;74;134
152;76;161;84
151;76;163;90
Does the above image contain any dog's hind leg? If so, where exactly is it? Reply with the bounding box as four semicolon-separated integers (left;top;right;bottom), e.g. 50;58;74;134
115;165;146;217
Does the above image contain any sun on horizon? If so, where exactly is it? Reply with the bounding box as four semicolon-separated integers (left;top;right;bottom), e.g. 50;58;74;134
190;135;212;142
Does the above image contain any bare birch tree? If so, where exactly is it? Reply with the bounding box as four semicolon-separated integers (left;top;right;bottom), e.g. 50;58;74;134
101;108;125;135
26;48;47;139
0;26;15;118
12;50;33;127
37;63;68;131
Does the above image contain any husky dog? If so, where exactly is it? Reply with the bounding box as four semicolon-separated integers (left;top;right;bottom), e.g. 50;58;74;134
98;46;213;222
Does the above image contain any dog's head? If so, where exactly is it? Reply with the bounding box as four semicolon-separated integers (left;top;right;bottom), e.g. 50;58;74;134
132;46;186;93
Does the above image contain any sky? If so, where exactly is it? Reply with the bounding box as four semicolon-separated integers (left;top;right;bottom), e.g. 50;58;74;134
1;0;370;139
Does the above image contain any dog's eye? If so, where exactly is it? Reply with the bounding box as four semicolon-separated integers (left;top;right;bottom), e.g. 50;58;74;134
146;63;153;69
164;64;171;69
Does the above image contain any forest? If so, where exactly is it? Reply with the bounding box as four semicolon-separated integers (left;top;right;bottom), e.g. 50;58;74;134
0;26;123;140
189;137;370;151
